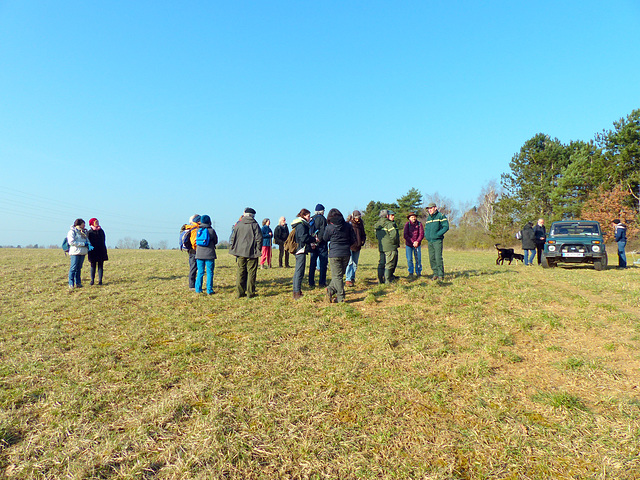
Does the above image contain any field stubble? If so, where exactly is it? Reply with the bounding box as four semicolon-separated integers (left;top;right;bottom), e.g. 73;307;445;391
1;247;639;479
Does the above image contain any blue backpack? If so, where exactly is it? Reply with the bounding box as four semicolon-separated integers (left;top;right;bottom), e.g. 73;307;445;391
195;227;210;247
62;237;70;253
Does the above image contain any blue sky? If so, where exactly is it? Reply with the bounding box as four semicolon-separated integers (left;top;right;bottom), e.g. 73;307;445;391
1;1;639;247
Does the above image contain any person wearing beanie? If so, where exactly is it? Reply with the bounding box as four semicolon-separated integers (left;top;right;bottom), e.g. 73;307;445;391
612;219;627;269
374;209;399;284
345;210;366;286
403;212;424;278
308;203;328;288
194;215;218;294
87;218;108;285
180;214;201;290
424;203;449;281
229;207;262;298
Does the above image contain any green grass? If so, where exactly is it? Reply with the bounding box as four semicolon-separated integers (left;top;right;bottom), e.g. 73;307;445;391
1;247;640;479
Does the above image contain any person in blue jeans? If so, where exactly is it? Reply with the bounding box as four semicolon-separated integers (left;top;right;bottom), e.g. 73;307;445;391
345;210;366;286
521;221;536;266
403;212;424;277
67;218;91;289
195;215;218;294
613;219;627;269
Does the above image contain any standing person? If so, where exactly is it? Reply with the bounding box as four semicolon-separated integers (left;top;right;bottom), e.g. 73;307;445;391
181;215;201;290
87;218;108;285
260;218;273;269
323;208;356;303
67;218;90;289
273;216;290;268
424;202;450;281
229;207;262;298
613;219;627;269
533;218;546;265
345;210;366;287
308;204;328;288
521;221;536;266
291;208;314;300
195;215;218;295
403;212;424;278
374;209;400;284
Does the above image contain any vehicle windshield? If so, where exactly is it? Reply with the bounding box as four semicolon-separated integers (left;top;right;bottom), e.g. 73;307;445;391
550;223;600;236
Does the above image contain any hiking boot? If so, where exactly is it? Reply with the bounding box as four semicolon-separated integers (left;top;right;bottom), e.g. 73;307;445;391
326;287;334;303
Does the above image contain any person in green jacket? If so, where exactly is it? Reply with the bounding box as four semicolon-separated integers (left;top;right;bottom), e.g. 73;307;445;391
374;209;400;284
424;202;449;281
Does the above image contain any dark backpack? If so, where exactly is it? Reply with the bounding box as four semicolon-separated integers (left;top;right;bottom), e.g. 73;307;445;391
283;228;299;254
196;227;210;247
179;227;193;251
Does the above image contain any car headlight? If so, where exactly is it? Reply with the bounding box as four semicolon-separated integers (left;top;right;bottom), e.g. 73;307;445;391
549;245;556;252
592;245;600;252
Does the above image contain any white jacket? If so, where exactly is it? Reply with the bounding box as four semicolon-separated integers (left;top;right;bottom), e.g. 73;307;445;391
67;226;89;256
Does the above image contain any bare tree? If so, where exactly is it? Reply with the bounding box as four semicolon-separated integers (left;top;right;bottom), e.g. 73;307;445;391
116;237;138;249
476;181;500;233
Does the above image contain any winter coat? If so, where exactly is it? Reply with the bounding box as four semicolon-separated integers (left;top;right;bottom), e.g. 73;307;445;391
615;223;627;243
423;210;449;242
87;227;108;262
273;224;289;244
311;213;327;246
375;217;400;252
67;226;89;256
323;216;356;258
533;224;546;245
229;215;262;258
195;223;218;260
403;220;425;247
291;217;314;254
261;225;273;247
349;218;366;252
521;224;536;250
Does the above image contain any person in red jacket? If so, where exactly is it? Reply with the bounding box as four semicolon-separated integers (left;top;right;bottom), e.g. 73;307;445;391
403;212;424;277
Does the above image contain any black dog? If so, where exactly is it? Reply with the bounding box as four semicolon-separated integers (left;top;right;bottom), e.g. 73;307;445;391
495;244;515;265
512;253;525;264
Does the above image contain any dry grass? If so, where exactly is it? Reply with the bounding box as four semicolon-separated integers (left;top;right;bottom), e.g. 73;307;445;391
1;247;639;479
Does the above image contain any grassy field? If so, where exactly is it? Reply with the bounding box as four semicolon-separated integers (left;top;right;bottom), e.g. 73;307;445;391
1;247;639;479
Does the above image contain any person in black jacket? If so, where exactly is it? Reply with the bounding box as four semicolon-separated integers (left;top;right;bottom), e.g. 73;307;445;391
87;218;108;285
195;215;219;295
309;204;328;288
345;210;366;286
613;219;627;269
291;209;314;300
273;216;290;268
521;222;536;266
533;218;546;265
323;208;356;303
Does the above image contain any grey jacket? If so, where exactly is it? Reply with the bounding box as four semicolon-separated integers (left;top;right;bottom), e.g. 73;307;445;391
229;215;262;259
195;224;218;260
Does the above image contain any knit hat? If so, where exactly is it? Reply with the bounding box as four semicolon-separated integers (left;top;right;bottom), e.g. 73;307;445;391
200;215;211;225
190;214;201;223
89;218;98;226
352;210;361;218
244;207;256;215
315;204;325;212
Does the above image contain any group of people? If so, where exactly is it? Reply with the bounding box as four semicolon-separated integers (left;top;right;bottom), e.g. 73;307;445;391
180;203;450;302
66;218;109;289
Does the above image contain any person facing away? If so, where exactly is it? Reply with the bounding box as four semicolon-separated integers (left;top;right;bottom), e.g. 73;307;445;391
194;215;218;295
345;210;366;287
533;218;546;265
424;202;449;281
374;209;400;284
291;208;314;300
323;208;357;303
228;207;262;298
273;216;290;268
403;212;424;277
260;218;273;268
613;219;627;269
308;203;328;288
67;218;90;289
520;221;536;266
181;214;201;290
87;218;108;285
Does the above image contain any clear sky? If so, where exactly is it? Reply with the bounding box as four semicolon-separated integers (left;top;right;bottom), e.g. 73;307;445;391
1;0;639;247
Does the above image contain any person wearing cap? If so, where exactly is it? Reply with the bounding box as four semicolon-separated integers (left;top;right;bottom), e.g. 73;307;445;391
195;215;218;295
374;209;400;284
308;203;328;288
424;202;449;281
87;218;108;285
612;219;627;269
180;214;201;290
229;207;262;298
345;210;366;286
403;212;424;278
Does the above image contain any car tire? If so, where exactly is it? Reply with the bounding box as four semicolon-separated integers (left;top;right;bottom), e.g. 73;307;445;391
594;253;608;271
541;255;554;268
